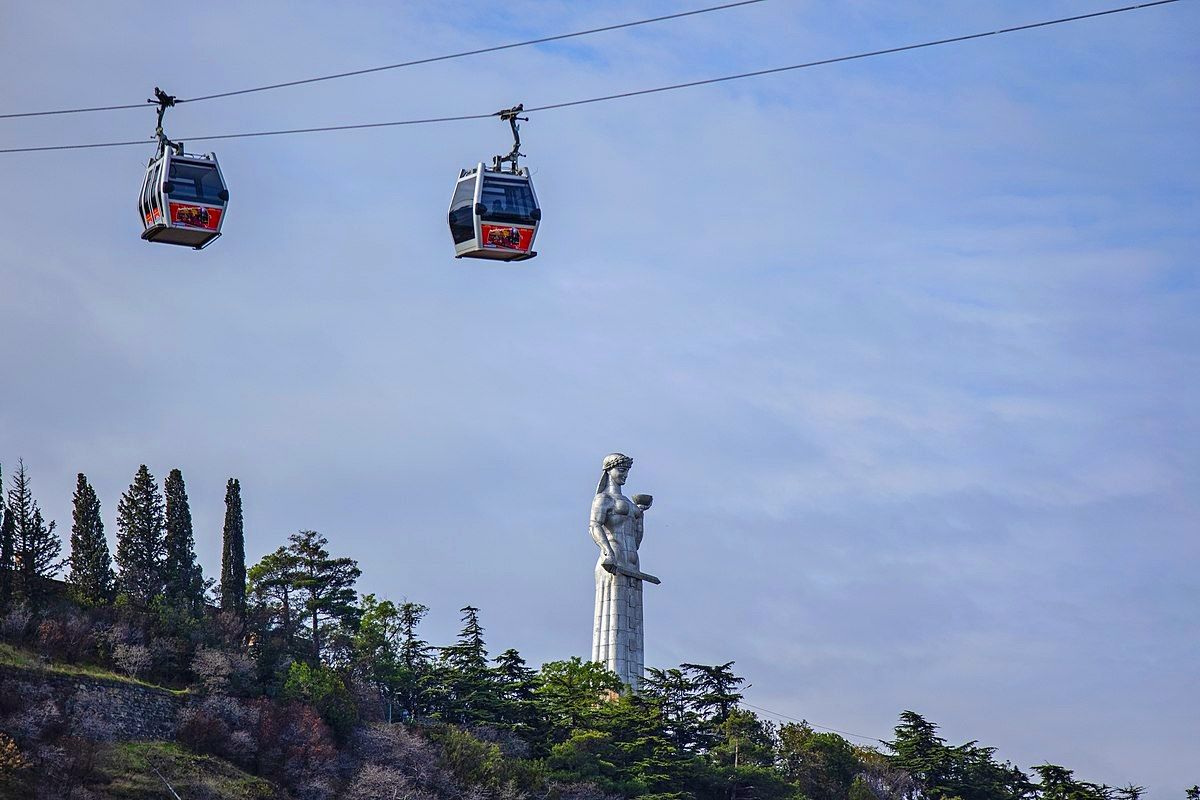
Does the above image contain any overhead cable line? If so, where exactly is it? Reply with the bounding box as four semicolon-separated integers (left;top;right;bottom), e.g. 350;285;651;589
0;0;769;120
740;702;888;745
0;0;1181;155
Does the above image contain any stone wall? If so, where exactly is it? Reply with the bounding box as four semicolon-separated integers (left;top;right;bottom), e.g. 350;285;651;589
0;664;184;741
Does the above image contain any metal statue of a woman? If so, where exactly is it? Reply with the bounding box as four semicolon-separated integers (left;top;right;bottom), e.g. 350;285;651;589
590;452;660;689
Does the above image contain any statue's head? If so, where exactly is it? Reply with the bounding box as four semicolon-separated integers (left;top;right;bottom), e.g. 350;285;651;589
596;453;633;493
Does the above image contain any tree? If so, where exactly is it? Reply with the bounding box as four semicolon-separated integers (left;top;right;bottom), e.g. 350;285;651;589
287;530;361;665
777;722;861;800
0;463;11;609
435;605;496;725
219;478;246;619
6;459;62;605
396;600;431;720
493;647;541;737
248;545;303;652
353;593;404;722
1031;764;1110;800
162;468;203;613
115;464;166;604
536;657;623;741
67;473;115;605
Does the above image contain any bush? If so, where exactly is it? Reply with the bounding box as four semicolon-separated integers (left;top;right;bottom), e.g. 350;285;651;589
0;605;33;641
191;646;255;696
178;707;232;756
280;662;358;739
112;643;151;679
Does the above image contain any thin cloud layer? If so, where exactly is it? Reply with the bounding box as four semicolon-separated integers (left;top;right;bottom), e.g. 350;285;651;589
0;1;1196;796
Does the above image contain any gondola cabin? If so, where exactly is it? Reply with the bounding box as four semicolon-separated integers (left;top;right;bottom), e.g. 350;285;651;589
138;149;228;249
448;164;540;261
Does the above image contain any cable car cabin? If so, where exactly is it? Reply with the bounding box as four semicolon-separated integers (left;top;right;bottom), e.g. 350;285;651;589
448;164;540;261
138;150;228;249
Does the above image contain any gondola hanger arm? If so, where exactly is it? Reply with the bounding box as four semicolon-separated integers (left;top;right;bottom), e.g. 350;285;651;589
493;103;527;173
149;87;182;154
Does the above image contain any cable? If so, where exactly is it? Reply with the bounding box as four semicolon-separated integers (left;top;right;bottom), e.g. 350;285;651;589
0;0;769;120
740;701;888;745
524;0;1184;113
0;0;1182;155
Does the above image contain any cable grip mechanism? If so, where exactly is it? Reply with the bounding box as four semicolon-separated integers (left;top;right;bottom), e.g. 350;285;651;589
492;103;527;174
148;87;183;156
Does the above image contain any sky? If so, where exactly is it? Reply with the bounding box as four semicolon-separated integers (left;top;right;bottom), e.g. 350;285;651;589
1;0;1197;794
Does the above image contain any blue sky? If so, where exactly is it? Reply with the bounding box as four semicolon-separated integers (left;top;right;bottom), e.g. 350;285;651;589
1;0;1197;794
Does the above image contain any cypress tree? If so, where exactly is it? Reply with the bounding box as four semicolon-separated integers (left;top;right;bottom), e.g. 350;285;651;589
0;463;11;608
162;468;203;613
219;478;246;618
115;464;166;605
6;460;62;605
68;473;115;605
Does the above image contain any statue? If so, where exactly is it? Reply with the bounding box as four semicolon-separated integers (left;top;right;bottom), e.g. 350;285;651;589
590;452;660;689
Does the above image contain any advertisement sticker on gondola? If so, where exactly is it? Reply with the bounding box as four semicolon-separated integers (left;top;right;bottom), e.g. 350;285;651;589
481;224;532;252
169;203;222;230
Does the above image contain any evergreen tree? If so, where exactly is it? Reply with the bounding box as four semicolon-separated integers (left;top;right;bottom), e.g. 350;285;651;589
162;468;203;613
115;464;166;604
436;605;495;724
287;530;361;665
492;647;541;738
6;459;62;605
219;478;246;618
535;656;623;740
67;473;115;605
0;463;11;609
247;544;304;685
396;600;432;720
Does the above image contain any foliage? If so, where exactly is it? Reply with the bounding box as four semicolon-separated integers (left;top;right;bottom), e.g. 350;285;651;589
286;530;361;665
5;459;62;606
0;463;12;609
67;473;115;605
162;468;204;615
220;478;247;619
281;660;359;738
115;465;166;605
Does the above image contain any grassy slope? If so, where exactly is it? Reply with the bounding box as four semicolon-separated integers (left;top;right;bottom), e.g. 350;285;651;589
0;642;187;694
93;742;280;800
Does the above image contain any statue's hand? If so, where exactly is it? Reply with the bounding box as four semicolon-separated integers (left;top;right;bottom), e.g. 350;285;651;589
600;553;617;571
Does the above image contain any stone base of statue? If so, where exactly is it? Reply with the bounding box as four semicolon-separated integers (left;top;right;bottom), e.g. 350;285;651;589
589;454;659;690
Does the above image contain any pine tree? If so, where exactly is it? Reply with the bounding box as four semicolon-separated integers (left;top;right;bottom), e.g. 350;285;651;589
219;478;246;618
67;473;115;605
0;463;11;609
115;464;166;604
287;530;360;665
162;468;203;613
6;460;62;605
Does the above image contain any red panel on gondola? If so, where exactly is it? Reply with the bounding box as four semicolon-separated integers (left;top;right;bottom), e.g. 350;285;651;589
481;224;534;253
169;202;222;230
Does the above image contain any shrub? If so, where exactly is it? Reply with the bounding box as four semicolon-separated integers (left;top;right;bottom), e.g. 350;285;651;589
191;646;255;696
0;605;33;641
112;643;151;679
280;662;358;739
177;707;232;756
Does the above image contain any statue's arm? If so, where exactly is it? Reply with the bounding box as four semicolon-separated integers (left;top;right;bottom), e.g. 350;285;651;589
590;495;617;564
634;513;644;549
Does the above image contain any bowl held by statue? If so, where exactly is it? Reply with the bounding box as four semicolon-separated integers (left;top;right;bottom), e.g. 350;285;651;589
632;494;653;508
